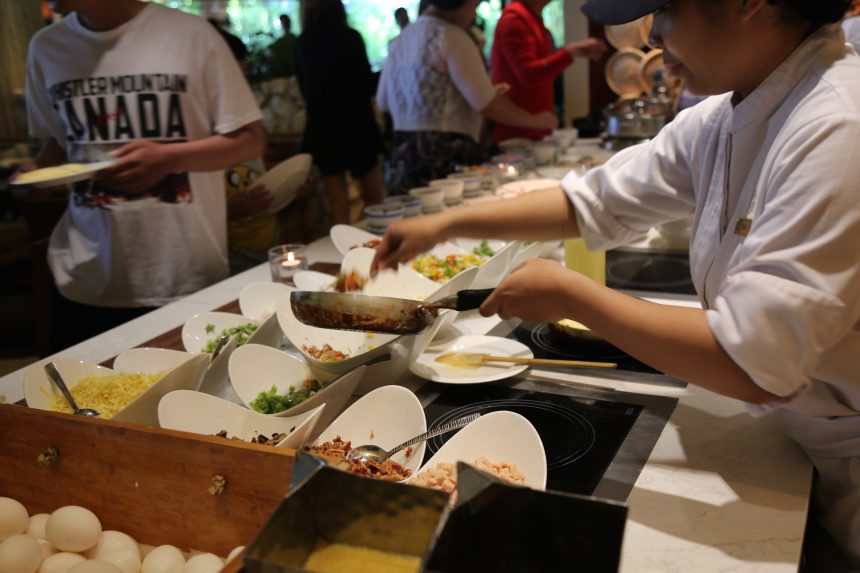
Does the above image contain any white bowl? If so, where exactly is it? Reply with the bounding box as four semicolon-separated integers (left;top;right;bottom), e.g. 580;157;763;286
407;410;547;490
452;238;508;257
383;195;423;217
158;390;325;449
181;312;262;355
469;240;524;290
276;291;400;375
24;354;209;426
446;173;482;194
292;270;337;292
497;138;534;153
364;204;404;234
113;347;196;374
256;153;312;213
312;385;427;477
428;179;464;206
238;282;293;321
330;224;379;257
531;143;557;165
408;186;445;213
542;135;569;152
340;247;437;300
553;127;579;147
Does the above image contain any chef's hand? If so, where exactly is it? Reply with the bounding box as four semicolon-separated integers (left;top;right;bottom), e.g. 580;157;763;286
227;184;274;220
371;213;447;275
95;140;175;194
564;38;608;61
495;83;511;96
481;259;588;323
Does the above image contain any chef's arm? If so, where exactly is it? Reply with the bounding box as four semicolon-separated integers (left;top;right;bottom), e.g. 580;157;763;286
373;187;579;272
566;280;780;404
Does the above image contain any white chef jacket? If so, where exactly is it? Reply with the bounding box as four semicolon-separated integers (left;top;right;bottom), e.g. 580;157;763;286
562;24;860;563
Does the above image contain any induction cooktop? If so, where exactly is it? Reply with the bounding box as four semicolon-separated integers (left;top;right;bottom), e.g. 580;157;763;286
419;379;678;502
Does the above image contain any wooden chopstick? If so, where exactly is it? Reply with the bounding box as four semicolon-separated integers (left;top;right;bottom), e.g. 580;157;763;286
479;354;617;369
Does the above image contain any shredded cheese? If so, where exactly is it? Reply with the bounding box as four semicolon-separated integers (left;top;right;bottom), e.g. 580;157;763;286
47;372;165;419
15;163;89;184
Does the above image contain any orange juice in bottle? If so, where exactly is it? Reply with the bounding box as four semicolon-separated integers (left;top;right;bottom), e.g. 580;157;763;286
563;238;605;285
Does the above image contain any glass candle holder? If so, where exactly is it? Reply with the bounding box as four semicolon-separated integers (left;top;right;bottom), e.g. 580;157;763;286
268;244;309;284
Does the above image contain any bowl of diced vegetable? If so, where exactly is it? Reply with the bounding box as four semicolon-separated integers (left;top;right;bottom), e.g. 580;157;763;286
228;343;365;426
182;311;262;354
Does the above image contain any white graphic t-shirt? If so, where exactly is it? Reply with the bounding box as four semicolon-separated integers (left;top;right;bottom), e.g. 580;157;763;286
26;4;262;307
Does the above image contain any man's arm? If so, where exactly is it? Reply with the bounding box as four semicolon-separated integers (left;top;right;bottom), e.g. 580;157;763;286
97;121;266;194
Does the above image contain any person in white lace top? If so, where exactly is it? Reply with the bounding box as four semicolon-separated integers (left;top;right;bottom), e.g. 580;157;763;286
376;0;556;195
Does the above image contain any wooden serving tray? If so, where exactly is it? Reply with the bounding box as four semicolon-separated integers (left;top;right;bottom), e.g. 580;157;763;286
0;403;295;556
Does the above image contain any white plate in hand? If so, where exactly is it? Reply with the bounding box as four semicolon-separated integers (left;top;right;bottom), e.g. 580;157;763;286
256;153;312;213
10;160;116;189
409;334;533;384
330;224;380;256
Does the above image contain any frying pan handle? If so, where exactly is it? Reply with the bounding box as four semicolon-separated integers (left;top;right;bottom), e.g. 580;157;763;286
455;289;494;311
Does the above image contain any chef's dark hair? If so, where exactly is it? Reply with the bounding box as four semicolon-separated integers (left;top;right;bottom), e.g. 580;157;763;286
767;0;850;25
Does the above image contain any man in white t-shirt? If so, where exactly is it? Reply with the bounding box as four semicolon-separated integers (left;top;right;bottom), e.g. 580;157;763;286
23;0;264;350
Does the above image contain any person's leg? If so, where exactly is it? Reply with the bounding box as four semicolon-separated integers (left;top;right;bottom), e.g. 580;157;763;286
322;173;350;226
357;162;385;208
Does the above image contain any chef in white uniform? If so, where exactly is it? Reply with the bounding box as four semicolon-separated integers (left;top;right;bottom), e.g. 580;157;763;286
373;0;860;564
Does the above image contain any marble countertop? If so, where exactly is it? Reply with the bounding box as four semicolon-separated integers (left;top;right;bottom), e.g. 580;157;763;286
0;236;813;571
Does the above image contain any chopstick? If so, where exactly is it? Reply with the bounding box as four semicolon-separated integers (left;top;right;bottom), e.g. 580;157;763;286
479;354;617;369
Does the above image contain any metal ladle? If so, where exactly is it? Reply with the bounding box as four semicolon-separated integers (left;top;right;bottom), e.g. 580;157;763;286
44;362;100;417
346;412;481;464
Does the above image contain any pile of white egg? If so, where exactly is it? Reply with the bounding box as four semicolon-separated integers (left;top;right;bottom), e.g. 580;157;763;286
0;497;243;573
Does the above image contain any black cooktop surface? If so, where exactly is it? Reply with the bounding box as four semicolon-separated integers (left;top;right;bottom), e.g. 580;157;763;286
606;250;696;295
422;384;643;498
511;322;663;375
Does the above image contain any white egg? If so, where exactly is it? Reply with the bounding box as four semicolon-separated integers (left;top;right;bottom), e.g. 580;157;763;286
27;515;50;541
37;539;55;559
84;532;140;560
140;545;184;573
39;552;86;573
225;546;244;564
99;550;141;573
0;533;43;573
67;561;123;573
137;545;155;560
46;507;102;553
183;553;222;573
0;498;29;541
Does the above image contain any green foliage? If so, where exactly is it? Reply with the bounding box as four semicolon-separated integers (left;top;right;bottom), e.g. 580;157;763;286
152;0;565;75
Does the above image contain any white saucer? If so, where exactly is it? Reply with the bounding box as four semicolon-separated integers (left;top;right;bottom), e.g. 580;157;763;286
10;160;116;189
256;153;312;213
409;334;533;384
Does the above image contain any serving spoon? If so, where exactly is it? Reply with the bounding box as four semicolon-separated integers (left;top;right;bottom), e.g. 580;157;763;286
346;412;481;464
44;362;100;417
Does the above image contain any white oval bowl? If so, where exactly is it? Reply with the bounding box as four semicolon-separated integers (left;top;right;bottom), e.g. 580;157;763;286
113;347;196;374
158;390;325;449
330;224;379;257
312;385;427;476
24;354;208;426
238;281;293;321
228;344;365;429
181;312;262;355
408;410;547;490
276;290;399;375
293;271;336;292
